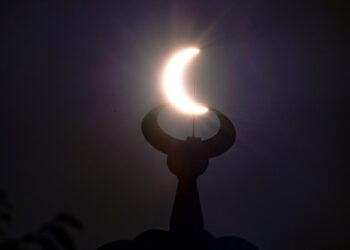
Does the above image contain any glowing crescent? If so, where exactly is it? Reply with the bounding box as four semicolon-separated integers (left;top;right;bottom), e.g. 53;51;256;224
163;48;208;115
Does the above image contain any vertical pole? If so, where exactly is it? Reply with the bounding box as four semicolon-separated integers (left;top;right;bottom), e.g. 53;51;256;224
192;75;196;137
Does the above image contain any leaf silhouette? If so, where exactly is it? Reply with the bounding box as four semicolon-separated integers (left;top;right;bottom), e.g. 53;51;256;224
0;191;7;201
0;227;5;237
0;191;13;212
21;233;36;242
0;211;12;224
0;239;19;250
34;237;60;250
54;213;83;230
97;240;132;250
0;191;82;250
40;224;76;250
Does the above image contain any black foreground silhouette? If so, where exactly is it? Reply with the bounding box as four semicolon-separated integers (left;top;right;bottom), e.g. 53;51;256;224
98;104;258;250
0;190;83;250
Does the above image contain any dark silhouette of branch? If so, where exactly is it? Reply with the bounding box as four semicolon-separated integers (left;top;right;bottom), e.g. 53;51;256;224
0;190;13;241
0;189;83;250
54;213;84;230
40;224;77;250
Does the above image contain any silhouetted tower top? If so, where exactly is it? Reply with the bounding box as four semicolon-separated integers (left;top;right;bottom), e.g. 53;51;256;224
142;104;236;233
97;104;258;250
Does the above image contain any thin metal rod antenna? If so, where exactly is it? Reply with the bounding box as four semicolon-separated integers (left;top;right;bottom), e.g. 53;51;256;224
192;75;196;137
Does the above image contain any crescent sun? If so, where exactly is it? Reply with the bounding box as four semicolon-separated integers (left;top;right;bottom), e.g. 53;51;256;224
163;48;208;115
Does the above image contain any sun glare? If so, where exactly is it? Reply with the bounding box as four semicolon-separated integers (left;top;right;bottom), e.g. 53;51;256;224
163;48;208;115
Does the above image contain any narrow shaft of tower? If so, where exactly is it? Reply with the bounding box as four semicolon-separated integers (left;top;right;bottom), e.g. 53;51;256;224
170;175;203;232
167;136;208;233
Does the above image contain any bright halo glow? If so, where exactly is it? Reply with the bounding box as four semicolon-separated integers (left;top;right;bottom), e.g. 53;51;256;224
163;48;208;115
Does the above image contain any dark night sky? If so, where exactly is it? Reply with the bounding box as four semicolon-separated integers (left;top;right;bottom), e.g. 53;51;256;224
1;1;349;249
